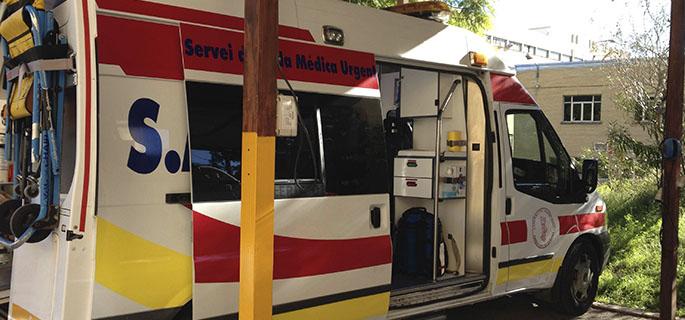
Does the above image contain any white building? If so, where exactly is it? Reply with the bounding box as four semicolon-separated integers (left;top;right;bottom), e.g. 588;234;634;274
485;26;607;67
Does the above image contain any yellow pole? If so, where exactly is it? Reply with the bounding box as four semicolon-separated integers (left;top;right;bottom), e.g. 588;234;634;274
239;1;278;319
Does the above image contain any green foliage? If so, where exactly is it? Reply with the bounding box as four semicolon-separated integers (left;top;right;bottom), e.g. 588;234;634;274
445;0;493;34
602;0;671;178
579;147;655;181
342;0;493;34
596;178;685;315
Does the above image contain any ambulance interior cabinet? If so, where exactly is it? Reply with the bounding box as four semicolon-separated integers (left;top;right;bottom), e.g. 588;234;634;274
393;156;433;198
393;150;466;199
400;68;438;118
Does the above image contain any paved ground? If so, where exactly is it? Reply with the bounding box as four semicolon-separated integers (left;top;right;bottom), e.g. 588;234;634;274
442;295;647;320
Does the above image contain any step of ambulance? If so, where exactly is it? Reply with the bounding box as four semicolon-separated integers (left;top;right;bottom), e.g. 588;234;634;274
390;274;486;309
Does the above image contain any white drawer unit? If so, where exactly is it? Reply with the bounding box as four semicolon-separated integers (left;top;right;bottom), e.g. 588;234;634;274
393;177;432;198
394;157;433;178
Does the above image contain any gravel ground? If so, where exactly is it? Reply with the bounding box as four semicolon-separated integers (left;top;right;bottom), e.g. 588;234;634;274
441;295;649;320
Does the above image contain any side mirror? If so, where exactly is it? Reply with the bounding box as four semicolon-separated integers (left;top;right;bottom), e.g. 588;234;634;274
582;159;599;193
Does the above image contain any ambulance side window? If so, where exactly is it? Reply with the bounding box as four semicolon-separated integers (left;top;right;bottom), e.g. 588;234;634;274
186;82;387;202
186;82;244;202
505;110;579;203
319;95;388;196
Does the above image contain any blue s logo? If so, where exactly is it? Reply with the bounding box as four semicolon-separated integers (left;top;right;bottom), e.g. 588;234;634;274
127;98;189;174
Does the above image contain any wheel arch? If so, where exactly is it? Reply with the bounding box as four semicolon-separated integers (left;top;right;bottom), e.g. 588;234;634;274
551;233;603;298
575;233;604;263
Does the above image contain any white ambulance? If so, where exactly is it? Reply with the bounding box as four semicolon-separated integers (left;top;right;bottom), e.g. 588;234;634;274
0;0;609;319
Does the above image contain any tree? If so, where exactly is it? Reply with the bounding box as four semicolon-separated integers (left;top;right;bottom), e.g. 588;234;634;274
343;0;494;34
600;0;670;180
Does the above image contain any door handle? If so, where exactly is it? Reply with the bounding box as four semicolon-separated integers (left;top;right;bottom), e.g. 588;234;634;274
370;207;381;229
505;198;512;215
166;193;191;205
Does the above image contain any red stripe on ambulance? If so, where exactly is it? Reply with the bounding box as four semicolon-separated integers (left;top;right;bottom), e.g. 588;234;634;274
558;215;580;235
193;212;392;283
95;0;315;42
500;220;527;245
95;16;379;89
181;23;380;89
79;0;93;232
558;213;605;235
97;15;184;80
577;213;605;231
491;73;537;105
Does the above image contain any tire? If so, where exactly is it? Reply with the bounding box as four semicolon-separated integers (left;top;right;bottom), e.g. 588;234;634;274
553;239;600;316
10;204;51;243
0;200;22;235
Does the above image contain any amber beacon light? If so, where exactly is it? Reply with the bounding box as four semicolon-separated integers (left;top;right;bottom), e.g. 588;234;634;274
469;51;488;67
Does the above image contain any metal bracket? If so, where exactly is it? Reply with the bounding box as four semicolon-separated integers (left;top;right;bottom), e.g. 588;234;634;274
66;230;83;241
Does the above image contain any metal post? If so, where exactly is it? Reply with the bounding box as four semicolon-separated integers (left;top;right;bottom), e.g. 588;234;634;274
660;0;684;319
239;1;278;319
433;109;442;282
433;80;461;282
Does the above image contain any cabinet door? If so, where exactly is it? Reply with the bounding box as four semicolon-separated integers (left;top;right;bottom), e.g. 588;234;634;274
400;68;438;118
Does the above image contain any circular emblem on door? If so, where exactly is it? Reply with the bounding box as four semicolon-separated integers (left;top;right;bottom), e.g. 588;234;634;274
532;208;557;249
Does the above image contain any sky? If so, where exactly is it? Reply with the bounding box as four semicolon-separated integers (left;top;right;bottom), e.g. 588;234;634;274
491;0;669;41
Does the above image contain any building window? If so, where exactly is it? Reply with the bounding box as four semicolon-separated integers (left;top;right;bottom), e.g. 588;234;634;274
537;48;549;58
550;51;562;61
563;95;601;123
491;36;507;48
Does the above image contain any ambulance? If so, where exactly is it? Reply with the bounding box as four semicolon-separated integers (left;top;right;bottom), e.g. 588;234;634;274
0;0;610;319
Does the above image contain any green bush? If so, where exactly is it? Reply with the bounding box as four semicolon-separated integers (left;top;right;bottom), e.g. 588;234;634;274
596;177;685;315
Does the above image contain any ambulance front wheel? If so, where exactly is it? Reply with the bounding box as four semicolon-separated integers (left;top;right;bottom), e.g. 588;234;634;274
553;239;600;316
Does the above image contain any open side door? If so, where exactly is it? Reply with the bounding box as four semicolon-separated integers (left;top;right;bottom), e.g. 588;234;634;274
186;81;393;319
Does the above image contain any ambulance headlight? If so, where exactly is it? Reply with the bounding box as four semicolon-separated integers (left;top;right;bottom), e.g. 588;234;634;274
323;25;344;46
